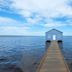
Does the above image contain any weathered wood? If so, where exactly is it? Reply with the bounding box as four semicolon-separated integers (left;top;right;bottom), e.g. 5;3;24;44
37;41;70;72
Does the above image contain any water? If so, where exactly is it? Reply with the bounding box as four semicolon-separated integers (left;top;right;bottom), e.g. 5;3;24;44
0;36;72;72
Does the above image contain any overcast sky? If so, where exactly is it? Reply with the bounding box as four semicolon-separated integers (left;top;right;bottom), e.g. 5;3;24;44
0;0;72;35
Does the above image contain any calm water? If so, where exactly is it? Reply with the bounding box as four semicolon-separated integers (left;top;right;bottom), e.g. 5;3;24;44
0;36;72;72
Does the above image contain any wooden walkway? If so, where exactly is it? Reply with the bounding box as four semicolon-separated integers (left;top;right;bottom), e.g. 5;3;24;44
37;41;70;72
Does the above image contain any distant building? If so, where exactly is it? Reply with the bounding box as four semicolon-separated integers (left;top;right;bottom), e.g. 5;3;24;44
46;29;63;42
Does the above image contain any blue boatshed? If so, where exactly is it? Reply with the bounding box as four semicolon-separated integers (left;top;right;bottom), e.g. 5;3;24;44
46;29;63;42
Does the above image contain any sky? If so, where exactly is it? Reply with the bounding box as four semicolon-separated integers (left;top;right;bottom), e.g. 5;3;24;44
0;0;72;36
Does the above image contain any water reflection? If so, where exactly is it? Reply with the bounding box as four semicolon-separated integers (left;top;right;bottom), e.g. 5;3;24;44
45;41;63;50
0;36;72;72
45;41;51;50
19;46;45;72
58;41;63;50
0;58;23;72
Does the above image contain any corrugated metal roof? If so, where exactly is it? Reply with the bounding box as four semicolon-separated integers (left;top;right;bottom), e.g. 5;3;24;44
46;29;63;33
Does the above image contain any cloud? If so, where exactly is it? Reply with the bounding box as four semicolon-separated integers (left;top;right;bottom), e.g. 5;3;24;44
66;0;72;8
0;0;72;35
0;17;16;24
0;17;28;27
11;0;72;17
20;10;32;17
0;17;20;26
1;0;72;25
0;26;44;36
12;0;38;11
1;0;72;18
51;15;72;24
0;17;44;35
0;26;30;35
0;17;31;35
0;0;14;12
44;23;67;28
26;14;43;24
10;0;72;26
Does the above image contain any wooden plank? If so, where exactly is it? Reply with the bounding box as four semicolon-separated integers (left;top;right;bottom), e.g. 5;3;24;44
37;41;70;72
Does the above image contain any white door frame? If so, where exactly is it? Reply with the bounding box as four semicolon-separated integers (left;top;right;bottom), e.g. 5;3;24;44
53;35;56;40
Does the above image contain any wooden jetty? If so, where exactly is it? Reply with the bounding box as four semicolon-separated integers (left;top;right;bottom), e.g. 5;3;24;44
36;41;70;72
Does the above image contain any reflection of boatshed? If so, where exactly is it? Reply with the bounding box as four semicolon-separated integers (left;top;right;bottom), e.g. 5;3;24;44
46;29;63;42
